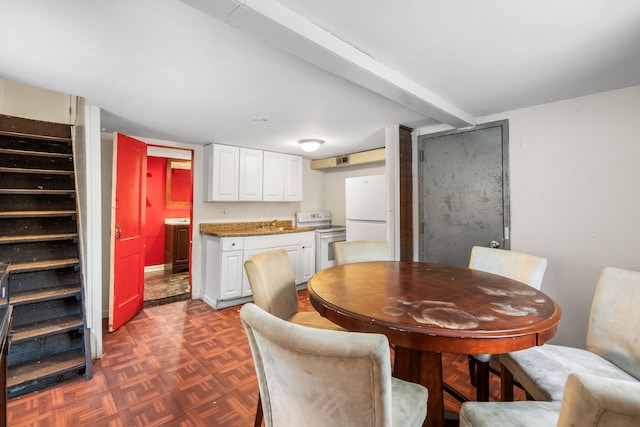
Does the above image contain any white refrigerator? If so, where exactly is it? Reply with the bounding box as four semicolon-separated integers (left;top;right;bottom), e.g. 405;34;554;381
345;175;387;241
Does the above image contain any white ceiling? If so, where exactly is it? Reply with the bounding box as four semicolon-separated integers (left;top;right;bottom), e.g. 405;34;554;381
1;0;639;159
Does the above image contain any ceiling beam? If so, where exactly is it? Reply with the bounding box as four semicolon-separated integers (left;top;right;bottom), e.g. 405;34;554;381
179;0;476;128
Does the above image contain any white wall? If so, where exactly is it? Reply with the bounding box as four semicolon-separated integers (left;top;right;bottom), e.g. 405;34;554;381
0;79;75;123
100;134;114;322
73;102;103;358
417;85;640;348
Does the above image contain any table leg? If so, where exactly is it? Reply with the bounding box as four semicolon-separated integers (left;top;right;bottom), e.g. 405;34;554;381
394;346;444;427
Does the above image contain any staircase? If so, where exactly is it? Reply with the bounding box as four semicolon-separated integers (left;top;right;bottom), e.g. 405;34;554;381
0;114;91;397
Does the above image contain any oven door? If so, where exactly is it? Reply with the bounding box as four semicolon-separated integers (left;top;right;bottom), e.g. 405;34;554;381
317;230;346;271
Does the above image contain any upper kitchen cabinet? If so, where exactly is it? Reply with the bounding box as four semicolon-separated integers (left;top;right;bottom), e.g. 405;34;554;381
203;144;239;201
239;148;263;201
204;144;302;202
263;151;284;201
263;151;303;202
284;154;303;201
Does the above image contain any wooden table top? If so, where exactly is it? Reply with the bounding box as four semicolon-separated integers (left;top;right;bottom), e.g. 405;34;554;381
308;261;562;355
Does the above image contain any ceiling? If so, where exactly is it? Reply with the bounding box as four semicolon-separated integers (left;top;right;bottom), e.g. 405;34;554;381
1;0;639;159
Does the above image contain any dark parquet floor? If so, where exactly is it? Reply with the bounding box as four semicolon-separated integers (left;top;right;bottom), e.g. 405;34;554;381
7;290;524;426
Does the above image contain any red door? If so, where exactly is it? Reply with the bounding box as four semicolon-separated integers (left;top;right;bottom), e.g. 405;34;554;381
110;133;147;331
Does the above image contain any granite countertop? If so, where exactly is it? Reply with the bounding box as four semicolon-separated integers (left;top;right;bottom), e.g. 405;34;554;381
199;220;314;237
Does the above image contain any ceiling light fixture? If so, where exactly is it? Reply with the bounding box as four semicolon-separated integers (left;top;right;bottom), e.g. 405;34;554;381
298;138;324;152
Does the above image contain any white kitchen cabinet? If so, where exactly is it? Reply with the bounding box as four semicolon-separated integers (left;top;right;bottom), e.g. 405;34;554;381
220;250;244;299
262;151;303;201
202;236;244;307
204;145;302;202
301;240;315;282
203;144;239;201
283;244;302;283
202;231;315;309
239;148;263;201
283;153;303;201
262;150;284;201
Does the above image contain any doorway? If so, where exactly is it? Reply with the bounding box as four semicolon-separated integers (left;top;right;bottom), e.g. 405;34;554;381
143;150;193;307
418;120;510;267
110;136;194;331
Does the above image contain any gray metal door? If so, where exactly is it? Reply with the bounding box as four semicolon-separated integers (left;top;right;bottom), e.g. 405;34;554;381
419;121;509;267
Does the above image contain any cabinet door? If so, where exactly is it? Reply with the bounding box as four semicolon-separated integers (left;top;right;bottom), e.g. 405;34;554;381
301;241;315;283
220;250;244;300
262;151;284;201
283;154;303;201
204;144;239;201
239;148;263;201
174;226;190;264
283;245;302;284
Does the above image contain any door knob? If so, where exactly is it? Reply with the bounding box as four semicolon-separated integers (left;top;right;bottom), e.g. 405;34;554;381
489;240;500;248
115;225;122;240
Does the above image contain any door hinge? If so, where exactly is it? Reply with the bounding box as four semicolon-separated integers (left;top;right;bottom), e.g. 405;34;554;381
504;226;510;240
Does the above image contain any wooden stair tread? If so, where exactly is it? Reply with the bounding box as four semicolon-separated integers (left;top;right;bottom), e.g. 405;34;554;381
0;210;76;218
0;166;74;175
0;233;78;244
11;314;84;343
9;258;79;273
7;349;85;389
0;129;71;143
10;285;81;305
0;188;75;195
0;147;72;158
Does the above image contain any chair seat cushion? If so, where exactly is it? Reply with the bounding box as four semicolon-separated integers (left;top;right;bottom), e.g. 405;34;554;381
391;377;428;427
499;345;639;401
288;311;345;330
459;400;561;427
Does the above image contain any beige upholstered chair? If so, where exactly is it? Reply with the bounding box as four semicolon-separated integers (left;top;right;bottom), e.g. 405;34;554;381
244;248;342;330
459;373;640;427
240;302;428;427
244;248;344;426
333;240;390;266
467;246;548;401
499;267;640;403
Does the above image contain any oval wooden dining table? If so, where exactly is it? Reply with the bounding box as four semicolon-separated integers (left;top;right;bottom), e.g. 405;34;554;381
307;261;562;427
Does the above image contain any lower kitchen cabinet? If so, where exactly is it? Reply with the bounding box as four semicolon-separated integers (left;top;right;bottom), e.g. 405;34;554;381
301;240;315;282
220;250;244;300
202;231;314;309
165;223;190;273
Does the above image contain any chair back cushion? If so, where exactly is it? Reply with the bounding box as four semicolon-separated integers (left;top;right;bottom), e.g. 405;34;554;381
334;240;390;266
587;267;640;380
244;249;298;321
240;303;393;427
558;373;640;426
468;246;547;289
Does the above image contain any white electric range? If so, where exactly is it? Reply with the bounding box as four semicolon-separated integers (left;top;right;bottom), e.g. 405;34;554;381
295;211;346;271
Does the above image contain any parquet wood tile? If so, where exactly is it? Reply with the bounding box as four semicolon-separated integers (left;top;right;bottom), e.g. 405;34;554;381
7;290;524;426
